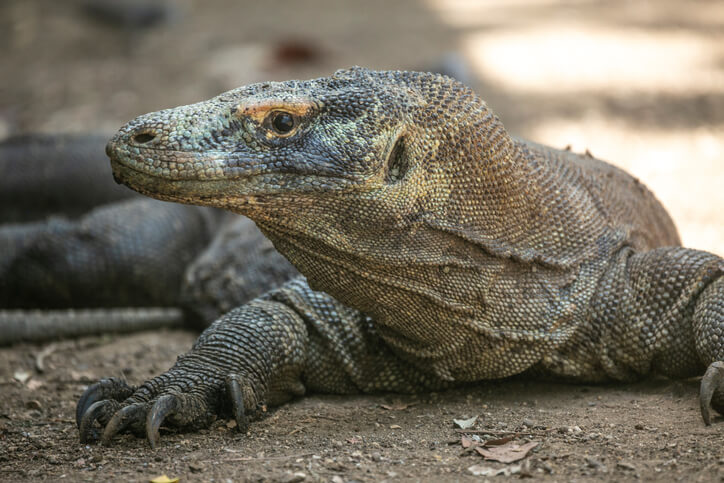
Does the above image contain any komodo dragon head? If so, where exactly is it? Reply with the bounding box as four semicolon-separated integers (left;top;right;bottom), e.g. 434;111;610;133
108;68;606;331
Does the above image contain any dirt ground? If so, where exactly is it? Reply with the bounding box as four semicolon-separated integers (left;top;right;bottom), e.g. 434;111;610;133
1;0;723;481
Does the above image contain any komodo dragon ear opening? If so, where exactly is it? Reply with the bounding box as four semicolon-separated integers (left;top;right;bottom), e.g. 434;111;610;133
384;135;409;184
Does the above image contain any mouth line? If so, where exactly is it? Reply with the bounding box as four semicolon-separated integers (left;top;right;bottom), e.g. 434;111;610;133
110;153;364;208
110;160;250;207
111;146;361;184
115;142;221;154
109;144;268;183
111;153;236;181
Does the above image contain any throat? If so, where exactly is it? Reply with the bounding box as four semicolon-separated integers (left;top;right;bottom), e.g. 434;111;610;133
253;218;487;325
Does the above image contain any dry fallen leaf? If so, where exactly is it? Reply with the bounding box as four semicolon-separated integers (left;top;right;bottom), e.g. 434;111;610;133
13;370;31;383
485;435;515;446
475;441;539;463
149;475;179;483
453;416;478;429
389;424;402;429
461;436;477;448
380;401;416;411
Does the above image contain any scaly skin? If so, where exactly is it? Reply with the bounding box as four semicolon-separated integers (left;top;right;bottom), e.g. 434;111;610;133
0;134;137;222
78;67;724;447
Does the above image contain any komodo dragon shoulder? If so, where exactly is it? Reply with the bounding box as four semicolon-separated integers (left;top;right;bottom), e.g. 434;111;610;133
76;67;724;448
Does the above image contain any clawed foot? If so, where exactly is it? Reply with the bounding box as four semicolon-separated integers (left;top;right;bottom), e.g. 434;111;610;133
76;377;136;443
77;369;256;448
700;361;724;425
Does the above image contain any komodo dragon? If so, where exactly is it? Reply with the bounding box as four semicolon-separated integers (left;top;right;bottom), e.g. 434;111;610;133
77;67;724;448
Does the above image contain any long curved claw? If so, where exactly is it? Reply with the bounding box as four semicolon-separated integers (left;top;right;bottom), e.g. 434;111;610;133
226;375;248;432
79;400;120;443
101;402;147;446
76;377;134;428
146;394;179;449
700;361;724;425
79;363;246;446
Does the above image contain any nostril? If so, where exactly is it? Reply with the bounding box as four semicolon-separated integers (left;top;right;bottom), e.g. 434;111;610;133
132;132;156;144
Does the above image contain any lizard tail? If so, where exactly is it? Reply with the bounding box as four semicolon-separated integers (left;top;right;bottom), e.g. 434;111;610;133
0;308;185;345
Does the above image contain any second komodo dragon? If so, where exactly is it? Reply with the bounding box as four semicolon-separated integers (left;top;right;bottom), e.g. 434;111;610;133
78;67;724;448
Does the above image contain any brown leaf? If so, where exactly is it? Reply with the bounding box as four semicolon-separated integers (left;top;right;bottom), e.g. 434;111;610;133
461;436;477;448
475;441;539;464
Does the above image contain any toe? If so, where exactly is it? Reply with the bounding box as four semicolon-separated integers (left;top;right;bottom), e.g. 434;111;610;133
700;361;724;425
76;377;135;428
226;374;249;432
102;402;147;445
146;394;180;449
79;399;121;443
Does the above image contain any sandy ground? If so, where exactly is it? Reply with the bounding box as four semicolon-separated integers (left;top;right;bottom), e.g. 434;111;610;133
1;0;723;481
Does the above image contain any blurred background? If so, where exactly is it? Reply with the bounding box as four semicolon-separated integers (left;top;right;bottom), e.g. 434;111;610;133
1;0;722;255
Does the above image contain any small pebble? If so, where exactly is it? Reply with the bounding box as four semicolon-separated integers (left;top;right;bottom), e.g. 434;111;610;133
281;472;306;483
585;457;607;472
25;400;42;410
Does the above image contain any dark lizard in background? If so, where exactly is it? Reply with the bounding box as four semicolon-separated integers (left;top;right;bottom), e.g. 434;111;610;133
71;68;724;448
0;135;298;340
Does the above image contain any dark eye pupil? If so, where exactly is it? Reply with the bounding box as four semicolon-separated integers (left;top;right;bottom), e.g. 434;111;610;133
272;113;294;134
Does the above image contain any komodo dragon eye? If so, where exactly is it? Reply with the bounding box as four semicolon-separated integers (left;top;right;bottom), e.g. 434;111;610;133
269;111;296;135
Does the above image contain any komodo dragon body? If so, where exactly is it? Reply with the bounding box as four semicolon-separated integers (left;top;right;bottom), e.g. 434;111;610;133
77;67;724;447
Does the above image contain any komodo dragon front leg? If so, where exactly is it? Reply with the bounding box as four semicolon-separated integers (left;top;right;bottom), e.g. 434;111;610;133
78;68;724;447
78;278;446;447
615;249;724;425
537;246;724;423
